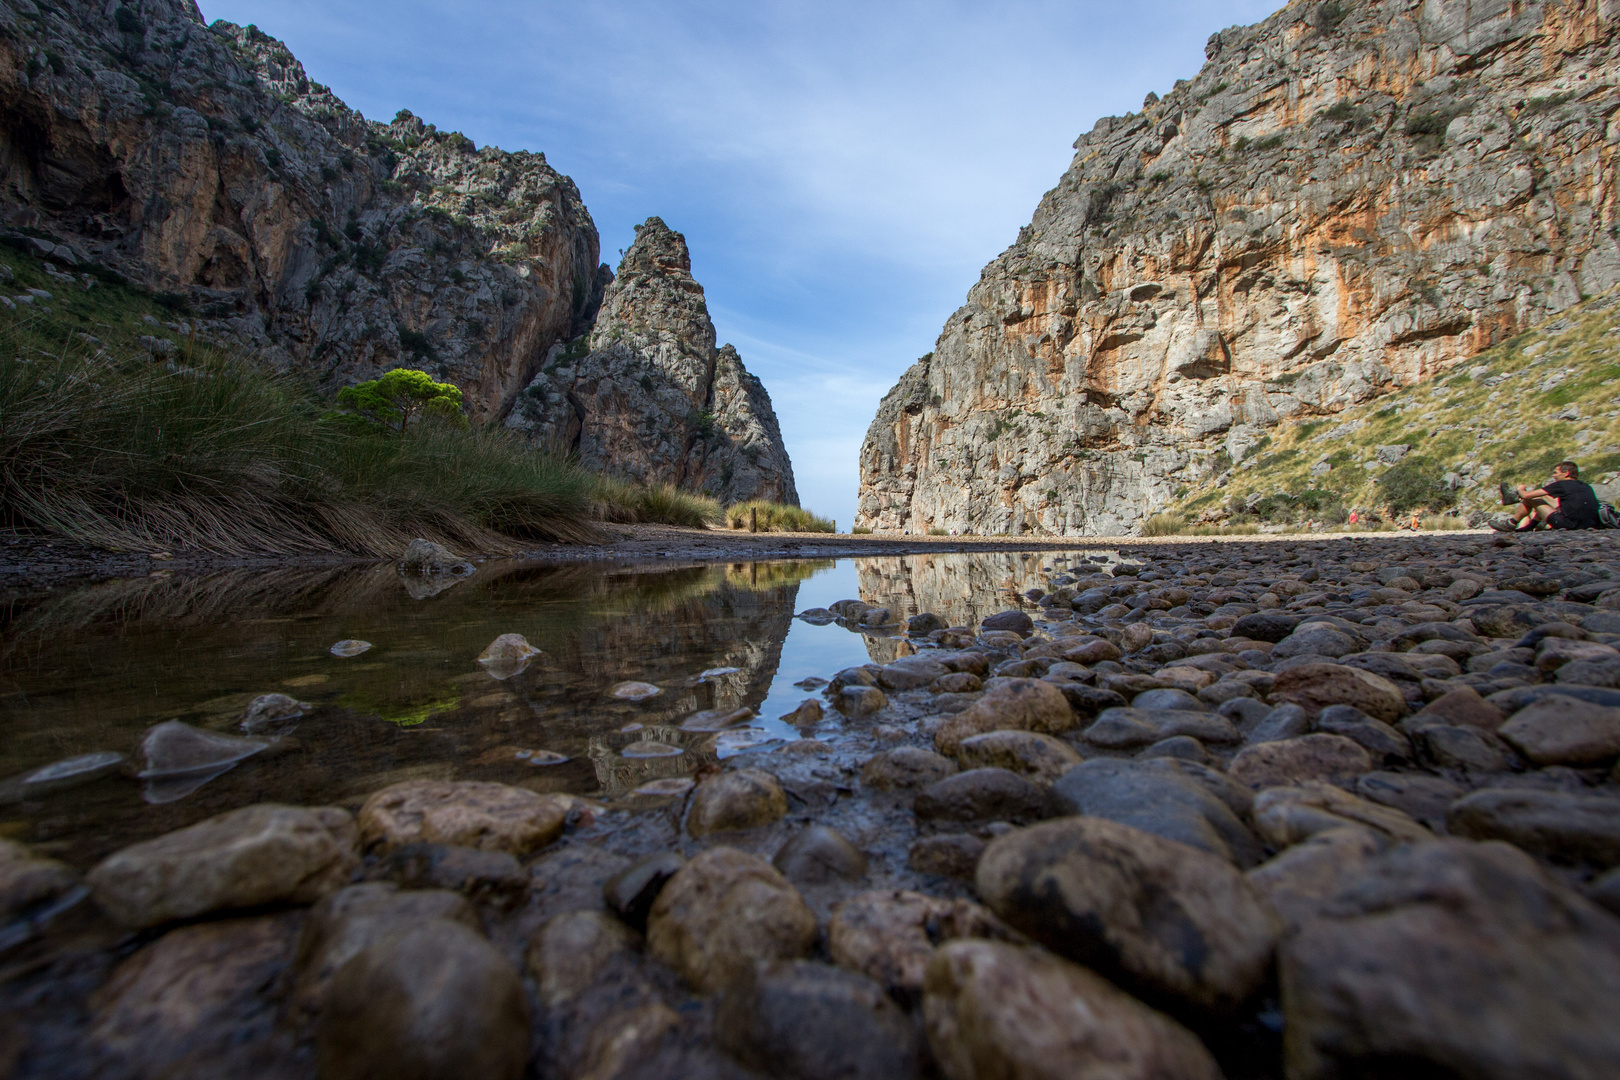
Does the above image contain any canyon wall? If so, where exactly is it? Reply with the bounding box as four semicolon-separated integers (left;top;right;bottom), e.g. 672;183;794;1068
0;0;795;501
858;0;1619;535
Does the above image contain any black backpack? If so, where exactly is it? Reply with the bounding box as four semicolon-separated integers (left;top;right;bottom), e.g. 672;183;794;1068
1600;502;1620;529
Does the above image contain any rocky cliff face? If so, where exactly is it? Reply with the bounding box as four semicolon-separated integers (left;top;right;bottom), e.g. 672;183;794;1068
506;218;798;506
858;0;1620;536
0;0;798;503
0;0;602;421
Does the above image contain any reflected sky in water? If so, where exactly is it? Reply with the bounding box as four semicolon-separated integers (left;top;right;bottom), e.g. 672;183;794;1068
0;551;1105;863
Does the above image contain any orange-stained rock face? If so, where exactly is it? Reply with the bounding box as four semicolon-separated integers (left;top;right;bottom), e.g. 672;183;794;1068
859;0;1620;536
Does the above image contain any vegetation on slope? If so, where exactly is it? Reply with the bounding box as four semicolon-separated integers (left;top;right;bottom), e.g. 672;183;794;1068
722;500;836;533
0;241;792;555
1151;287;1620;533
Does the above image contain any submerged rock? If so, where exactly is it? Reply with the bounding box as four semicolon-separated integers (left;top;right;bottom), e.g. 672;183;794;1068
328;639;372;658
609;680;662;702
476;633;541;680
137;719;269;804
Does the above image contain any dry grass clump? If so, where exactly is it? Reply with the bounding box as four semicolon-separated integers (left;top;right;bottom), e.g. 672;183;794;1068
723;500;835;533
592;476;723;528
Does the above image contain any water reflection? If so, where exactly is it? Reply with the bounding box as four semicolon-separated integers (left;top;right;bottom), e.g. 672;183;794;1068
0;550;1114;865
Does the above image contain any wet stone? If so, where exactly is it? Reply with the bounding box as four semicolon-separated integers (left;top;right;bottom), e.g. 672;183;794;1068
780;698;825;726
0;838;78;920
293;882;480;1016
1268;662;1408;723
923;940;1221;1080
1498;696;1620;766
715;960;921;1080
976;816;1281;1015
687;768;788;837
87;803;358;929
1354;771;1465;830
1413;686;1506;729
934;678;1077;755
1228;734;1373;790
526;909;641;1010
908;834;986;879
1047;757;1263;867
1246;703;1312;744
1281;839;1620;1080
1447;787;1620;866
364;842;528;910
931;671;983;693
1251;782;1431;850
837;685;888;717
1315;705;1412;763
772;825;868;885
646;847;815;993
954;730;1082;783
1414;724;1513;772
358;780;573;856
913;768;1048;825
1140;735;1208;762
861;746;957;790
317;919;529;1080
90;913;304;1080
877;657;947;691
827;889;1018;996
595;851;686;935
981;609;1034;635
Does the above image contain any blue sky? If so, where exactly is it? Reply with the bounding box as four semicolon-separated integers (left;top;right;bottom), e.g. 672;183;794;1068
197;0;1281;528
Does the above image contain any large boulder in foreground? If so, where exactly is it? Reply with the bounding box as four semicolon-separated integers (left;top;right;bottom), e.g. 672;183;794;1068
1281;838;1620;1080
975;817;1280;1015
87;804;358;929
923;940;1220;1080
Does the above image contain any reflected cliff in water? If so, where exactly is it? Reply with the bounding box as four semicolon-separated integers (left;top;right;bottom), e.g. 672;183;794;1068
0;560;822;864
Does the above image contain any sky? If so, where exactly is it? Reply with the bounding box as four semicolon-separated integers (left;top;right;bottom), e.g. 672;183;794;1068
196;0;1282;529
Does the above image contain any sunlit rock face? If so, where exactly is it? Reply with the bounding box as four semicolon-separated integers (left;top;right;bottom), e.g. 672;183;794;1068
858;0;1620;536
0;4;797;498
507;218;799;505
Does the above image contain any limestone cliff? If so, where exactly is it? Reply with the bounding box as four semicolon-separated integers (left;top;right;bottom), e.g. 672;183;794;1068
858;0;1620;536
506;218;799;506
0;0;797;504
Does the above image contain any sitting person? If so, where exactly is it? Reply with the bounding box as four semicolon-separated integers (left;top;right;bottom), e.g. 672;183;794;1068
1491;460;1601;531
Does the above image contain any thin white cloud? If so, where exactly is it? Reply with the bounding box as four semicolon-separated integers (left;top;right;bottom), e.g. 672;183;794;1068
198;0;1283;526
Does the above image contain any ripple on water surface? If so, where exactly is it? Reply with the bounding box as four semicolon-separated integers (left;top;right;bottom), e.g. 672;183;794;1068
0;550;1111;863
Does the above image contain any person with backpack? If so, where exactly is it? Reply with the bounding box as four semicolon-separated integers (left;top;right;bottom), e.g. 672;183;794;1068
1490;460;1602;531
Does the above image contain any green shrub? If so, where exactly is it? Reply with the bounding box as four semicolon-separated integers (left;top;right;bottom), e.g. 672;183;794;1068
591;476;721;528
927;527;948;536
1378;454;1457;515
851;526;873;535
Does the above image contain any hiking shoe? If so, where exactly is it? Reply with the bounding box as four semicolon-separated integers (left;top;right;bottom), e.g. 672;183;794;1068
1500;481;1518;505
1488;514;1517;532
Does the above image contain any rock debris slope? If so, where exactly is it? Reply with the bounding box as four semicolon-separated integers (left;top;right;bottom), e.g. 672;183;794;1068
506;218;799;506
0;1;796;501
858;0;1620;536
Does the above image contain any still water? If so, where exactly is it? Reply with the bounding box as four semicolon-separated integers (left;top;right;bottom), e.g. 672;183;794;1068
0;551;1108;865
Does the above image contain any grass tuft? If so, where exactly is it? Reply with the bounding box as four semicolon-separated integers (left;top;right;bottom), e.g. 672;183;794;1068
723;500;835;533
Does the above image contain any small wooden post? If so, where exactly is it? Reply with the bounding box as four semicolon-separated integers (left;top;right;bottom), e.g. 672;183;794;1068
749;506;759;533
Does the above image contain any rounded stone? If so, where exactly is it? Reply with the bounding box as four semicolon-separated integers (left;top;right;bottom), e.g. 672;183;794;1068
646;847;815;993
526;910;641;1009
772;825;869;885
828;889;1016;995
358;781;573;856
861;746;958;790
923;940;1221;1080
954;730;1082;783
316;919;529;1080
1268;662;1408;723
716;960;920;1080
1447;788;1620;866
87;803;358;929
908;834;986;879
1228;734;1374;790
602;852;684;933
976;816;1281;1015
934;678;1077;756
981;609;1034;635
686;768;788;837
913;768;1048;824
